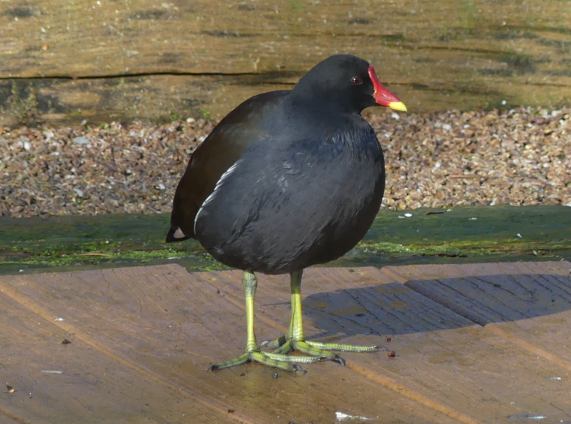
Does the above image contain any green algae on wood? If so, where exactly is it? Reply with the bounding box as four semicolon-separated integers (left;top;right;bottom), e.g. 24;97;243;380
0;206;569;275
0;213;228;274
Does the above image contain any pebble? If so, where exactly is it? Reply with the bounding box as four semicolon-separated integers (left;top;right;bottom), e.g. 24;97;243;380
0;108;568;218
73;136;90;145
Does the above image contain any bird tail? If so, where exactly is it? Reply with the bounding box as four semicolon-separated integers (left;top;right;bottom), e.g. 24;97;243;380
165;226;192;243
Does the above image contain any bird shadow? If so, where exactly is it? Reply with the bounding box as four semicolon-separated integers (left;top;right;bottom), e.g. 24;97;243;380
301;272;571;338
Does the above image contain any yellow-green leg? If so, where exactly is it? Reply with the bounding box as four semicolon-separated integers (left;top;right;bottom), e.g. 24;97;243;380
270;270;379;365
209;271;322;373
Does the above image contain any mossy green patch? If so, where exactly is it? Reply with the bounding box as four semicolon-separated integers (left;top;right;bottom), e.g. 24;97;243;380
0;206;569;275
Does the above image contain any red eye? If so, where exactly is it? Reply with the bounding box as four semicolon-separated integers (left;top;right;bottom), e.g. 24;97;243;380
351;75;364;86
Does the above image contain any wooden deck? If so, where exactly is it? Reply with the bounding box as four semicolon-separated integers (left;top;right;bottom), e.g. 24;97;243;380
1;261;570;423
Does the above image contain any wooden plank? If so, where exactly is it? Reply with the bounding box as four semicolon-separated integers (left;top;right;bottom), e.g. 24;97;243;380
0;74;521;125
2;262;571;423
392;261;571;365
2;0;569;77
0;264;462;424
0;0;569;124
0;286;232;424
208;265;571;423
1;72;569;125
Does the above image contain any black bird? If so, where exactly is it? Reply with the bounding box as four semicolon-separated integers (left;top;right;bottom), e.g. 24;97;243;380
167;54;406;372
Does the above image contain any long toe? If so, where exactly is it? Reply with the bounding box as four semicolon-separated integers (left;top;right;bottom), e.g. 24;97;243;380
305;340;379;353
264;351;323;364
209;352;250;371
268;339;379;366
250;351;308;373
292;340;342;363
210;350;316;373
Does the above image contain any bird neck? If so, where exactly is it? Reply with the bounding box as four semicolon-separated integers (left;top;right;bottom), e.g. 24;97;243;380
289;87;360;116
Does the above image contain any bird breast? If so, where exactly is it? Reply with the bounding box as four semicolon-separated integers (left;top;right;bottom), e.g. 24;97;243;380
194;126;384;274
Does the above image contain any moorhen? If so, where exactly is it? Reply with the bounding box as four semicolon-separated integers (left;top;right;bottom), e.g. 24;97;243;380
167;54;406;372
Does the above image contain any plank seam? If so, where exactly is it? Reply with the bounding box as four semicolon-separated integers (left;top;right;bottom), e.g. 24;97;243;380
0;406;31;424
486;325;571;374
346;362;481;424
2;74;569;91
385;267;571;374
0;71;293;81
381;267;487;326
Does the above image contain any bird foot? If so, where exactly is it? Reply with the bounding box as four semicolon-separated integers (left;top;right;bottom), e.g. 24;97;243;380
264;337;379;366
209;349;322;373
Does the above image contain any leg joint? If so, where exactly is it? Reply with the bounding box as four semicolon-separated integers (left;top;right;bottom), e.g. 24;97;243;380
243;271;257;296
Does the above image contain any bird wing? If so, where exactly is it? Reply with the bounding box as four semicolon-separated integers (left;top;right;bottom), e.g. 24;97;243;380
166;90;289;242
193;130;385;273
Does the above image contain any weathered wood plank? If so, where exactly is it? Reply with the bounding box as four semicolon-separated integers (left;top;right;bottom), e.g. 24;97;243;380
209;265;571;423
3;72;569;125
0;264;462;424
2;262;571;423
1;0;570;77
0;0;569;124
393;261;571;366
0;285;231;424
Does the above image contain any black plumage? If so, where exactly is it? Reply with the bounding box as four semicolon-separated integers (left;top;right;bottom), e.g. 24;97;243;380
166;54;407;372
167;55;395;273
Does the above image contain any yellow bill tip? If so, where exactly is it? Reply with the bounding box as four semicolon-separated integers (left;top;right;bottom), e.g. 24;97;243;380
388;101;407;112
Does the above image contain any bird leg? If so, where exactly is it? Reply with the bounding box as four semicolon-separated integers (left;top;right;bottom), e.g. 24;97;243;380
269;270;378;365
210;271;322;372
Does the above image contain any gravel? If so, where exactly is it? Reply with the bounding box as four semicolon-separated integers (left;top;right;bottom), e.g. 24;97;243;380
0;108;569;218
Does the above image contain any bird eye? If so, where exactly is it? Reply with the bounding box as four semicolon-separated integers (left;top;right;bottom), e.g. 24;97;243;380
351;75;364;86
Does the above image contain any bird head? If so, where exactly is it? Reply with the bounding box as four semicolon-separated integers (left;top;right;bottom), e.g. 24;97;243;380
293;54;407;114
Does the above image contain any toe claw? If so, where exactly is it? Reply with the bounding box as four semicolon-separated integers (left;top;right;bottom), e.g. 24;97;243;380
293;364;307;374
332;355;346;366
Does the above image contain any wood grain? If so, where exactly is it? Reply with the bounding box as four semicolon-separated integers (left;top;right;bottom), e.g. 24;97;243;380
210;264;571;423
1;262;571;422
0;278;234;424
0;0;569;124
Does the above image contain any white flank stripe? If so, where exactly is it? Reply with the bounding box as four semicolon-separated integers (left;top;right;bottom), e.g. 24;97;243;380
194;160;241;234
